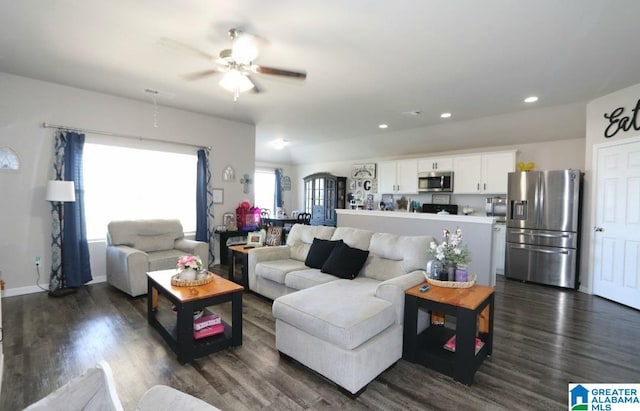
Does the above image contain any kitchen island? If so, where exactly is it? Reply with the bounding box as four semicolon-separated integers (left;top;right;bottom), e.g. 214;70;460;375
336;209;498;286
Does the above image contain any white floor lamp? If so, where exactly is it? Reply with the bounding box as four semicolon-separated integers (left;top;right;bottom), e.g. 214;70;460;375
45;180;76;297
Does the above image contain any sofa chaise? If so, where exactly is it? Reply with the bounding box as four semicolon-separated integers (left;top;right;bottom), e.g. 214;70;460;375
247;224;432;394
106;219;209;297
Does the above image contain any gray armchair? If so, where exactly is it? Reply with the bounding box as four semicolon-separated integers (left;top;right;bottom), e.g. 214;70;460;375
106;219;208;297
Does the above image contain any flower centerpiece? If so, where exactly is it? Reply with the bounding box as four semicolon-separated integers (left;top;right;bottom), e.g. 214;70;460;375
429;227;471;281
177;255;203;281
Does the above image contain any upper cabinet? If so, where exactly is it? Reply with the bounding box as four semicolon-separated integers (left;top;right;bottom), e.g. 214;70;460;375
453;151;516;194
378;159;418;194
418;157;453;172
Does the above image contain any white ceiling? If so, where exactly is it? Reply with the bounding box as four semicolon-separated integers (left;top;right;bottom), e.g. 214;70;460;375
2;1;640;164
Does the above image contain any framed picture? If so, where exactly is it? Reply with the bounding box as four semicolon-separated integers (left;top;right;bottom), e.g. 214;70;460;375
351;163;376;179
213;188;224;204
246;231;265;247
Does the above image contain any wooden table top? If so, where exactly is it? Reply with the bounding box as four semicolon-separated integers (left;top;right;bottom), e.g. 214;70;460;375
147;269;244;303
228;244;262;254
406;282;494;310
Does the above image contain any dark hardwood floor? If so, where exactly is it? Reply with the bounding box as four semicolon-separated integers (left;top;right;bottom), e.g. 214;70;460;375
2;268;639;410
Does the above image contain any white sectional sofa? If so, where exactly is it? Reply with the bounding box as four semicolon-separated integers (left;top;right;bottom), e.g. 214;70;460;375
247;224;432;394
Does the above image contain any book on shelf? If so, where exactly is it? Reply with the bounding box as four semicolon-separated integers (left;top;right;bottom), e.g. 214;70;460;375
443;335;485;355
194;312;221;330
194;323;225;340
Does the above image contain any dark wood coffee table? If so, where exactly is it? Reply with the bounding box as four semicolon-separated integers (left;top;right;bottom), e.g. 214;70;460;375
402;282;494;385
147;269;244;364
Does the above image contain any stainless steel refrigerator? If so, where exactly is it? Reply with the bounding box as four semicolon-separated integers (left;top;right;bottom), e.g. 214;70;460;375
505;170;582;289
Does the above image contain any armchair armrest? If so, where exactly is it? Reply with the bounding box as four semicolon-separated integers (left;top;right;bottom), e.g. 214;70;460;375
174;238;209;268
106;245;149;296
247;246;292;291
375;270;427;324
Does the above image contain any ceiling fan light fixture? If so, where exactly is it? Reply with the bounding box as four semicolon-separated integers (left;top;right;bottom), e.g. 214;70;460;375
219;70;254;93
232;34;259;63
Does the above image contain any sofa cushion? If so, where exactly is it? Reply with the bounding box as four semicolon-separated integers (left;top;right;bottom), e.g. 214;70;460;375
108;219;183;247
360;233;432;281
330;227;373;251
256;259;308;284
305;238;343;269
272;279;395;350
284;268;340;290
321;242;369;279
286;224;336;262
147;249;185;271
135;234;175;252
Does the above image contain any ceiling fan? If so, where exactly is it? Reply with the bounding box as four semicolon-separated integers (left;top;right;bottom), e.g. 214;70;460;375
161;28;307;101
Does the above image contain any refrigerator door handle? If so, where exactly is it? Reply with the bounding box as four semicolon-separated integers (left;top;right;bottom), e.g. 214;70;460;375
513;245;570;255
509;229;571;238
526;232;571;239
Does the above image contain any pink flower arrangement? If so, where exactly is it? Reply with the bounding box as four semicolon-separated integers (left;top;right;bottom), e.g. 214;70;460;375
177;255;203;271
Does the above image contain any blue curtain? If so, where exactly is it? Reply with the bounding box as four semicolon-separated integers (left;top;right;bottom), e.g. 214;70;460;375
275;168;284;208
196;149;215;266
50;131;92;290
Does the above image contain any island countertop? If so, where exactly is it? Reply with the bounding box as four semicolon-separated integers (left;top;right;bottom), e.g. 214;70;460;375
336;209;497;224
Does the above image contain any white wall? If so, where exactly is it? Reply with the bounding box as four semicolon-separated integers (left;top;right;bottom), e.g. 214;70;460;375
581;83;640;293
0;73;255;296
293;138;586;211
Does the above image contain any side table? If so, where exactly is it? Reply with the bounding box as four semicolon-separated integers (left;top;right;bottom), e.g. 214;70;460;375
228;244;254;288
402;282;494;385
215;230;251;265
147;269;244;364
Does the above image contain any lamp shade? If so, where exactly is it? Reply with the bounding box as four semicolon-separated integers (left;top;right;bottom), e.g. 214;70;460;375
219;70;255;93
45;180;76;202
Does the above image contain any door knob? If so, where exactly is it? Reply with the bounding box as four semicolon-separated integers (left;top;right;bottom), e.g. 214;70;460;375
594;226;604;232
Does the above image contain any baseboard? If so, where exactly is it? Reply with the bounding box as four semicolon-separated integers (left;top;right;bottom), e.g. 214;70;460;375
2;275;107;297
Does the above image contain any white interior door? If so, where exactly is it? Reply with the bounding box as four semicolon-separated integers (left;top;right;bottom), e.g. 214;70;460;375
592;137;640;309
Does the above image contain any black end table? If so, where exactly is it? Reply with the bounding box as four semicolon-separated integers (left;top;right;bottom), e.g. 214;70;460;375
147;269;244;364
403;282;494;385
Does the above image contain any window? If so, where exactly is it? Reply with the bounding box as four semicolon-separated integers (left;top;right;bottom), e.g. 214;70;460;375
83;142;197;240
254;169;276;214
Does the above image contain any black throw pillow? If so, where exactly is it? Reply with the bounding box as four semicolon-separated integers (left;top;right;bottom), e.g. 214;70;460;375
321;242;370;279
305;238;343;269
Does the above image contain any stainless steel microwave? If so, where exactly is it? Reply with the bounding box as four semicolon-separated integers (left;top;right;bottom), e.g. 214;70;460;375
418;171;454;192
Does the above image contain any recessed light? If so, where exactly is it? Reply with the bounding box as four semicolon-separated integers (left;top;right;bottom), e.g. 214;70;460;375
524;96;539;103
378;124;388;129
440;112;452;118
272;139;289;150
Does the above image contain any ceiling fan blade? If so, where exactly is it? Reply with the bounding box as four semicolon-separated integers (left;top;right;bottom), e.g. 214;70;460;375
182;69;222;81
254;65;307;80
158;38;216;60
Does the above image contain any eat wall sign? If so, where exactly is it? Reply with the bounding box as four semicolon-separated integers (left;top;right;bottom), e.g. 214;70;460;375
603;98;640;138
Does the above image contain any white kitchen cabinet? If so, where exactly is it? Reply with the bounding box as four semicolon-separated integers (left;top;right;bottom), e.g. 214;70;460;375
453;151;515;194
378;159;418;194
418;157;453;172
492;223;506;275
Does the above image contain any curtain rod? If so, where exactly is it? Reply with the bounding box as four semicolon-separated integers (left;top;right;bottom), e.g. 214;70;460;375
42;122;211;150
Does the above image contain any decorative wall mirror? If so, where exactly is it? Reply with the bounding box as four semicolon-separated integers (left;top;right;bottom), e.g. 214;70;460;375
0;147;20;171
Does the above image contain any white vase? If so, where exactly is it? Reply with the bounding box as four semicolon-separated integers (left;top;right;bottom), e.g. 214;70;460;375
180;268;197;281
